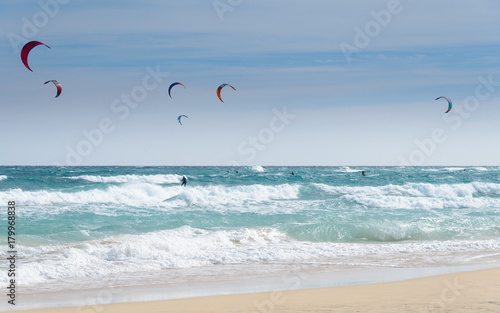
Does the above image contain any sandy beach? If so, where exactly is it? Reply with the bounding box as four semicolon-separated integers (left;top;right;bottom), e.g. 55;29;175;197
11;267;499;313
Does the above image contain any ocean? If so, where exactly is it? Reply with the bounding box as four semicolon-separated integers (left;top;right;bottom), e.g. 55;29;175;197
1;166;499;308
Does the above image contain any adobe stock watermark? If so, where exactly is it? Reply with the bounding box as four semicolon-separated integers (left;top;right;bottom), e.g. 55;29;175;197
416;277;466;313
213;0;244;21
54;65;169;166
227;106;296;167
399;73;500;166
339;0;411;63
7;0;70;53
248;263;313;313
75;278;125;313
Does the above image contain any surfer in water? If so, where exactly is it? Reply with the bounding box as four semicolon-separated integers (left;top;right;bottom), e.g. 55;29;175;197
181;175;187;187
362;171;366;176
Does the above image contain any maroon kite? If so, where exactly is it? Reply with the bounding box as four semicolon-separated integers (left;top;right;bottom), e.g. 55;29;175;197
21;41;50;72
44;80;62;98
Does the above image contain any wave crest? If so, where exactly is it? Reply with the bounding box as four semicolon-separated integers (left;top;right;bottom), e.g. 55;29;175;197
67;174;181;184
5;226;499;286
0;183;300;209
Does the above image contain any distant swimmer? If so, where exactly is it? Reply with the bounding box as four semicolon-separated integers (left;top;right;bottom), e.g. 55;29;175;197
362;171;366;176
181;175;187;187
291;172;295;175
235;170;239;173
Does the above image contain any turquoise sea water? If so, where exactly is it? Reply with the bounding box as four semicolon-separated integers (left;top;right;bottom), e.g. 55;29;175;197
0;166;499;294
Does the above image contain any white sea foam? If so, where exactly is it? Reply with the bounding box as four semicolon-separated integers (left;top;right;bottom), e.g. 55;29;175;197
67;174;182;184
250;165;265;172
344;194;488;210
0;183;300;210
314;182;500;209
423;167;490;172
315;182;500;198
0;175;7;181
172;184;298;207
443;167;466;172
3;226;499;286
421;167;465;172
472;167;489;171
336;167;362;173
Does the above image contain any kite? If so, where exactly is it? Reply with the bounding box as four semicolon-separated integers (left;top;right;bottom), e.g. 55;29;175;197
177;115;188;125
21;41;50;72
44;80;62;98
168;82;185;99
217;84;236;102
435;96;452;114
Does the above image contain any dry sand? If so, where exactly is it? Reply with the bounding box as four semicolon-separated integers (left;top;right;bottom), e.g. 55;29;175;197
11;267;500;313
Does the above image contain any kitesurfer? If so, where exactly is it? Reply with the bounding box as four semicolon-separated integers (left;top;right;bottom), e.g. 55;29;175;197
181;175;187;187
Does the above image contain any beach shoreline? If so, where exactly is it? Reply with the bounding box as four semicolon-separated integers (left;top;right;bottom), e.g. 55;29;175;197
5;266;500;313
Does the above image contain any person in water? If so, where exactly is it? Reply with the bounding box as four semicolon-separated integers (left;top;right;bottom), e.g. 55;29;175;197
181;175;187;186
362;171;366;176
291;171;295;175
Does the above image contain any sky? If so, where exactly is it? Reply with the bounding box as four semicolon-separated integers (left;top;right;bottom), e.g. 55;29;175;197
0;0;500;166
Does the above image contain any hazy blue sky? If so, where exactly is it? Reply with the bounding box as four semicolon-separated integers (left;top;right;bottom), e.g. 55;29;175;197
1;0;499;165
